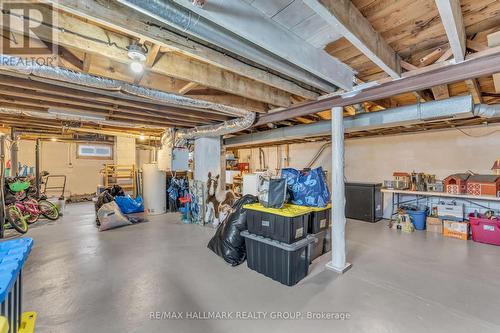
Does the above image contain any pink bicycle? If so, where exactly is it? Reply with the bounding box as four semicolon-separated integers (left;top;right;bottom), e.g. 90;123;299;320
7;179;60;224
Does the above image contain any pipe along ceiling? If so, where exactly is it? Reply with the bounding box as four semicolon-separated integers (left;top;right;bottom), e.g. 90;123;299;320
224;95;500;147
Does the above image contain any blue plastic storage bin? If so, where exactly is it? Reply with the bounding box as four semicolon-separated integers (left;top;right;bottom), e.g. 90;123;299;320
408;210;426;230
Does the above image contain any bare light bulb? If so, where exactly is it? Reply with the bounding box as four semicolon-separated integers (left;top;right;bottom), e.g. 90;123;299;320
130;61;144;74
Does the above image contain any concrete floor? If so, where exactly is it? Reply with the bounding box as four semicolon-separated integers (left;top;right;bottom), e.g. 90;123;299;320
14;202;500;333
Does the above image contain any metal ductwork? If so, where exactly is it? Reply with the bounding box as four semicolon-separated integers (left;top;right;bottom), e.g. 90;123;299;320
0;55;256;139
116;0;343;92
225;95;500;147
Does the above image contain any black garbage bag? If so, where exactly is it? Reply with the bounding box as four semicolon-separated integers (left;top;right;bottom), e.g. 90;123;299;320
207;194;258;266
95;191;114;213
108;185;125;197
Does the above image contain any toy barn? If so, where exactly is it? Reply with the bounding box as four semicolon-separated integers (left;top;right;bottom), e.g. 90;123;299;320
443;173;471;195
467;175;500;197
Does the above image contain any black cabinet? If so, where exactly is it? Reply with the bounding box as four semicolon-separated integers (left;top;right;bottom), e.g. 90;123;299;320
345;182;383;222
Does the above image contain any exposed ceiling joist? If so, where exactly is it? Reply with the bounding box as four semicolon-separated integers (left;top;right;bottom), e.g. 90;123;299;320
255;47;500;125
465;79;483;104
48;0;321;100
178;82;198;95
435;0;466;62
305;0;401;78
0;76;227;122
3;7;292;107
487;31;500;93
118;0;353;90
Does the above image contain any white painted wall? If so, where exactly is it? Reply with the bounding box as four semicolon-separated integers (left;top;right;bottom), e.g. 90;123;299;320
235;125;500;217
115;136;136;165
16;140;112;196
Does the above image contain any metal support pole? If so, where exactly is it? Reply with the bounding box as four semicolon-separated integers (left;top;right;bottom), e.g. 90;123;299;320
326;107;352;274
35;139;41;198
11;128;18;176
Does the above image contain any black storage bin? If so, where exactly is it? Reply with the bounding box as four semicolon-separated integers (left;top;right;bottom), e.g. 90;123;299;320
323;227;331;254
241;231;314;286
309;208;330;234
345;182;383;223
245;206;308;244
308;230;326;263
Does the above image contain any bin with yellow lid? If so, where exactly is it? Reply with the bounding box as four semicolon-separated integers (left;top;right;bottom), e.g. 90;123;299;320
308;204;331;234
243;203;312;244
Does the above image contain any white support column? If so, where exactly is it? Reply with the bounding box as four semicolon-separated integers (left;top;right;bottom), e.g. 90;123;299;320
326;107;352;274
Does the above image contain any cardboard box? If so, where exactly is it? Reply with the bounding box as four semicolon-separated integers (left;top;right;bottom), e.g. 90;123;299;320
426;216;443;233
443;220;469;240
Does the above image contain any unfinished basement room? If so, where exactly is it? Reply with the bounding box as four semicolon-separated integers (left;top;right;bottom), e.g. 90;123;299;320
1;0;500;332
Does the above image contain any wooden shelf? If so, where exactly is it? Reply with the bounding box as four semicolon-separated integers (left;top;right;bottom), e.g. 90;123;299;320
103;164;136;196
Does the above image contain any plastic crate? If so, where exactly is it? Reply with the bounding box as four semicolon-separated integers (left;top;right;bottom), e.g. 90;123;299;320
241;231;314;286
308;230;326;263
244;204;310;244
308;206;330;234
0;238;34;333
470;214;500;246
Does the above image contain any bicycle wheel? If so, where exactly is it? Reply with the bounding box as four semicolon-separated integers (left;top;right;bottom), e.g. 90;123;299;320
6;205;29;234
27;212;39;224
38;200;60;220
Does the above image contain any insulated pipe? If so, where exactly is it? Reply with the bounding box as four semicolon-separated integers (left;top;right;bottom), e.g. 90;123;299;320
225;95;488;147
326;107;351;274
116;0;343;92
0;55;256;139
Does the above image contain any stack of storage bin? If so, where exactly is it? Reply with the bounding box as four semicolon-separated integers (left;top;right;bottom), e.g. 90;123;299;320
0;238;36;333
242;203;331;286
307;205;331;263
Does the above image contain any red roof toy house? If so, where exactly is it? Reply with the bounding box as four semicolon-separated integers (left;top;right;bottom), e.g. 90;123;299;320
466;175;500;197
443;173;470;195
492;160;500;176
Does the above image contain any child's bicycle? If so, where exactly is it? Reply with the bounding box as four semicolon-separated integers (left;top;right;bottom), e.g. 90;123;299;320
3;196;29;234
5;178;59;228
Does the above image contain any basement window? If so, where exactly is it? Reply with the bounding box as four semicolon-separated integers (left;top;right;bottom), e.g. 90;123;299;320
77;144;113;160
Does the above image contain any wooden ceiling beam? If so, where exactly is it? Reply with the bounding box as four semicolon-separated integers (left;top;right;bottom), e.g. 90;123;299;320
4;8;292;107
0;84;213;125
435;0;466;62
178;82;199;95
464;79;483;104
0;97;197;128
48;0;319;100
305;0;401;78
487;31;500;93
0;76;228;121
255;47;500;125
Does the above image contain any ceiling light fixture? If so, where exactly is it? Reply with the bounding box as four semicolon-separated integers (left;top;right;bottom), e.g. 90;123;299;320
127;43;147;74
139;133;146;141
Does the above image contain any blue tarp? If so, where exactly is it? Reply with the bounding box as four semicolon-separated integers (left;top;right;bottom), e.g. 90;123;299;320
115;195;144;214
